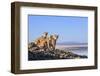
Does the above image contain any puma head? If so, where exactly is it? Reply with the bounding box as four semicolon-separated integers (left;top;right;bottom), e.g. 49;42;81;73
53;34;59;40
42;32;48;38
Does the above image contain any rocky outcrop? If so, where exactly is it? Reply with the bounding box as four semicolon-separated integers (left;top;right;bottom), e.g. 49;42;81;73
28;42;87;60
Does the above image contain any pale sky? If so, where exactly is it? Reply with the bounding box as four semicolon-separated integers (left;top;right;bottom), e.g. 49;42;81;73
28;15;88;43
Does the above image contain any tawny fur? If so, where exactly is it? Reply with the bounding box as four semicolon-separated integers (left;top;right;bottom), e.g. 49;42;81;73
34;32;48;51
48;35;59;50
34;32;59;51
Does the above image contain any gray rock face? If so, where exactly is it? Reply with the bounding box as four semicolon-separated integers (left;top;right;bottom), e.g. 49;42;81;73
28;42;87;60
28;44;87;60
28;49;87;60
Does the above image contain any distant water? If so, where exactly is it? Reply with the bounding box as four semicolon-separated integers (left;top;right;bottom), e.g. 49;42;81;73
67;48;88;56
56;45;88;56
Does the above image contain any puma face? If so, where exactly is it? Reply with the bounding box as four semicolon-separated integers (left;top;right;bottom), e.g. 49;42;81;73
42;32;48;38
53;34;59;40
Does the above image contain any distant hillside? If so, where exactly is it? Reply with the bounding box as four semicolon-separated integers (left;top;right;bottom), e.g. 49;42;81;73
57;42;88;45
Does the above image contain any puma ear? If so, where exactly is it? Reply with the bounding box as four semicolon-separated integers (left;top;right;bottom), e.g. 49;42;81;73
43;32;48;35
56;35;59;39
57;35;59;38
50;35;53;38
52;34;56;39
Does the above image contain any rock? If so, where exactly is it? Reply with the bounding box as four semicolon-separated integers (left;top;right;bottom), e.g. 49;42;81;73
28;42;87;60
29;47;38;52
28;49;87;60
28;42;37;49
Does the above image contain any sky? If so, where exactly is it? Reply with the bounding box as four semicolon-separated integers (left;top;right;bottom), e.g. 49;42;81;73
28;15;88;43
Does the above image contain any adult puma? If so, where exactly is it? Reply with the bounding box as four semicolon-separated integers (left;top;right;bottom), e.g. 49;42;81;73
34;32;48;51
48;34;59;50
